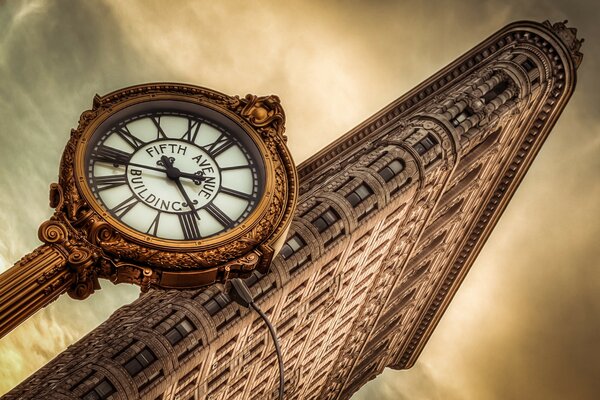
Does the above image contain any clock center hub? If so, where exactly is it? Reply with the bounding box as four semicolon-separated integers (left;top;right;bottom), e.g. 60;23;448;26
126;139;221;213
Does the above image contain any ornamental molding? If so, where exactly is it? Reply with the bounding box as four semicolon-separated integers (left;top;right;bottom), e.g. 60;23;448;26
297;21;582;192
394;24;580;369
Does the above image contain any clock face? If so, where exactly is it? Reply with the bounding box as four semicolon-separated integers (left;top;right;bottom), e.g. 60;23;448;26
84;101;265;241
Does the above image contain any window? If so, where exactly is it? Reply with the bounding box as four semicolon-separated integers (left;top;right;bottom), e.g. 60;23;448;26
203;292;231;316
345;183;373;207
378;159;405;182
482;80;508;104
244;270;263;288
450;107;474;127
165;317;195;345
82;379;116;400
521;58;536;72
280;235;305;259
312;208;340;233
124;347;156;377
413;134;438;155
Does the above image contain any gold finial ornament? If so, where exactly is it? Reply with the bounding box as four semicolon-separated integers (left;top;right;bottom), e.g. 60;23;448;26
0;83;298;339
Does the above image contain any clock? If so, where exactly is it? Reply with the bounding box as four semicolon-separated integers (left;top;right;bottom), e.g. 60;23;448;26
57;83;298;291
0;83;298;340
84;101;265;242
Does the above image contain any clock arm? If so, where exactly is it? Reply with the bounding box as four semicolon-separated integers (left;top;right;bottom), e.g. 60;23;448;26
174;178;200;219
0;216;103;339
125;162;205;183
0;245;72;339
160;156;201;219
178;171;206;183
125;162;168;174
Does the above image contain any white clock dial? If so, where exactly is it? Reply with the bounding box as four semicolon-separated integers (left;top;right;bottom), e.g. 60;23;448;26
85;104;264;241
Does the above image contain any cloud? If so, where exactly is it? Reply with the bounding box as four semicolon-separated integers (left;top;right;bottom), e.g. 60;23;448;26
0;1;146;393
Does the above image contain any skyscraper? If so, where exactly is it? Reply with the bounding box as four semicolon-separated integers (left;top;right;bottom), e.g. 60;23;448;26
2;19;582;400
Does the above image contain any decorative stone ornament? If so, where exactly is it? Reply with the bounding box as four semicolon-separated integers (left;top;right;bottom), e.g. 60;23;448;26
0;83;298;339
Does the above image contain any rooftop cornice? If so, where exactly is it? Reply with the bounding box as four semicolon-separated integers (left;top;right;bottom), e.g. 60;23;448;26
296;20;583;194
393;20;582;369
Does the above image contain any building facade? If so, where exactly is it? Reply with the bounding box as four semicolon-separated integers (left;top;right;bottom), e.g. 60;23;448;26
3;20;582;400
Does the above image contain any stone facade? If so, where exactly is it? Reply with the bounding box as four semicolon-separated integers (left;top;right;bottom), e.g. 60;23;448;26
2;20;582;400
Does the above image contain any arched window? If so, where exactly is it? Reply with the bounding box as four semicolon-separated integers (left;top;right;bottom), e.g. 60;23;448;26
345;183;373;207
482;80;509;103
280;234;306;259
203;292;231;315
82;379;116;400
451;108;474;127
378;159;405;182
165;317;195;346
312;208;340;232
124;347;156;377
413;134;438;154
521;58;536;72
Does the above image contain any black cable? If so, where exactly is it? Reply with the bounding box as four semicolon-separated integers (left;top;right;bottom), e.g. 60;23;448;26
250;302;284;400
229;278;284;399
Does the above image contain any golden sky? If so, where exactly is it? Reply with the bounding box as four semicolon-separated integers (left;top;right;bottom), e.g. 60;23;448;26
0;0;599;398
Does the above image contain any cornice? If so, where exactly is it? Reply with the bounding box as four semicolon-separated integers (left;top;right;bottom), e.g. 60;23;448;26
392;20;581;370
296;20;582;194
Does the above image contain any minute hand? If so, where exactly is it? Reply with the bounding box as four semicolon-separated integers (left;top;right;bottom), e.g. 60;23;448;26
174;178;200;219
126;162;206;182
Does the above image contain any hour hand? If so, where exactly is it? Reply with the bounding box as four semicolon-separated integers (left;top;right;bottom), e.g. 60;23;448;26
156;156;204;184
159;156;180;180
179;170;206;184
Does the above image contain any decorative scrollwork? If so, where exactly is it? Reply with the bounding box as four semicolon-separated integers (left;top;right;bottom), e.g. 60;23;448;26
88;221;119;245
67;278;96;300
239;94;286;140
48;183;64;209
38;220;68;244
109;262;158;293
221;252;260;273
36;214;102;300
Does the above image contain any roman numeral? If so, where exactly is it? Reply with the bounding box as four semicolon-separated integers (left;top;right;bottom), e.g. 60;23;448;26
146;212;161;236
204;133;234;157
205;203;234;228
94;174;127;191
178;212;201;240
181;119;201;143
110;195;139;218
220;187;253;201
91;145;131;166
151;116;168;139
115;125;145;150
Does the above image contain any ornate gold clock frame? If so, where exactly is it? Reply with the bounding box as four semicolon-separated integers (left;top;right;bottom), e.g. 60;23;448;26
0;83;298;339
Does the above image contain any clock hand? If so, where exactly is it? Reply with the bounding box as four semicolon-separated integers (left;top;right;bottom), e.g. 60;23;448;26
160;156;201;220
179;170;205;183
126;161;206;183
126;162;168;174
175;178;200;220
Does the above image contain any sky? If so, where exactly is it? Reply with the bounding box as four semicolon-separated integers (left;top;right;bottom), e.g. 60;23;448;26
0;1;599;399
